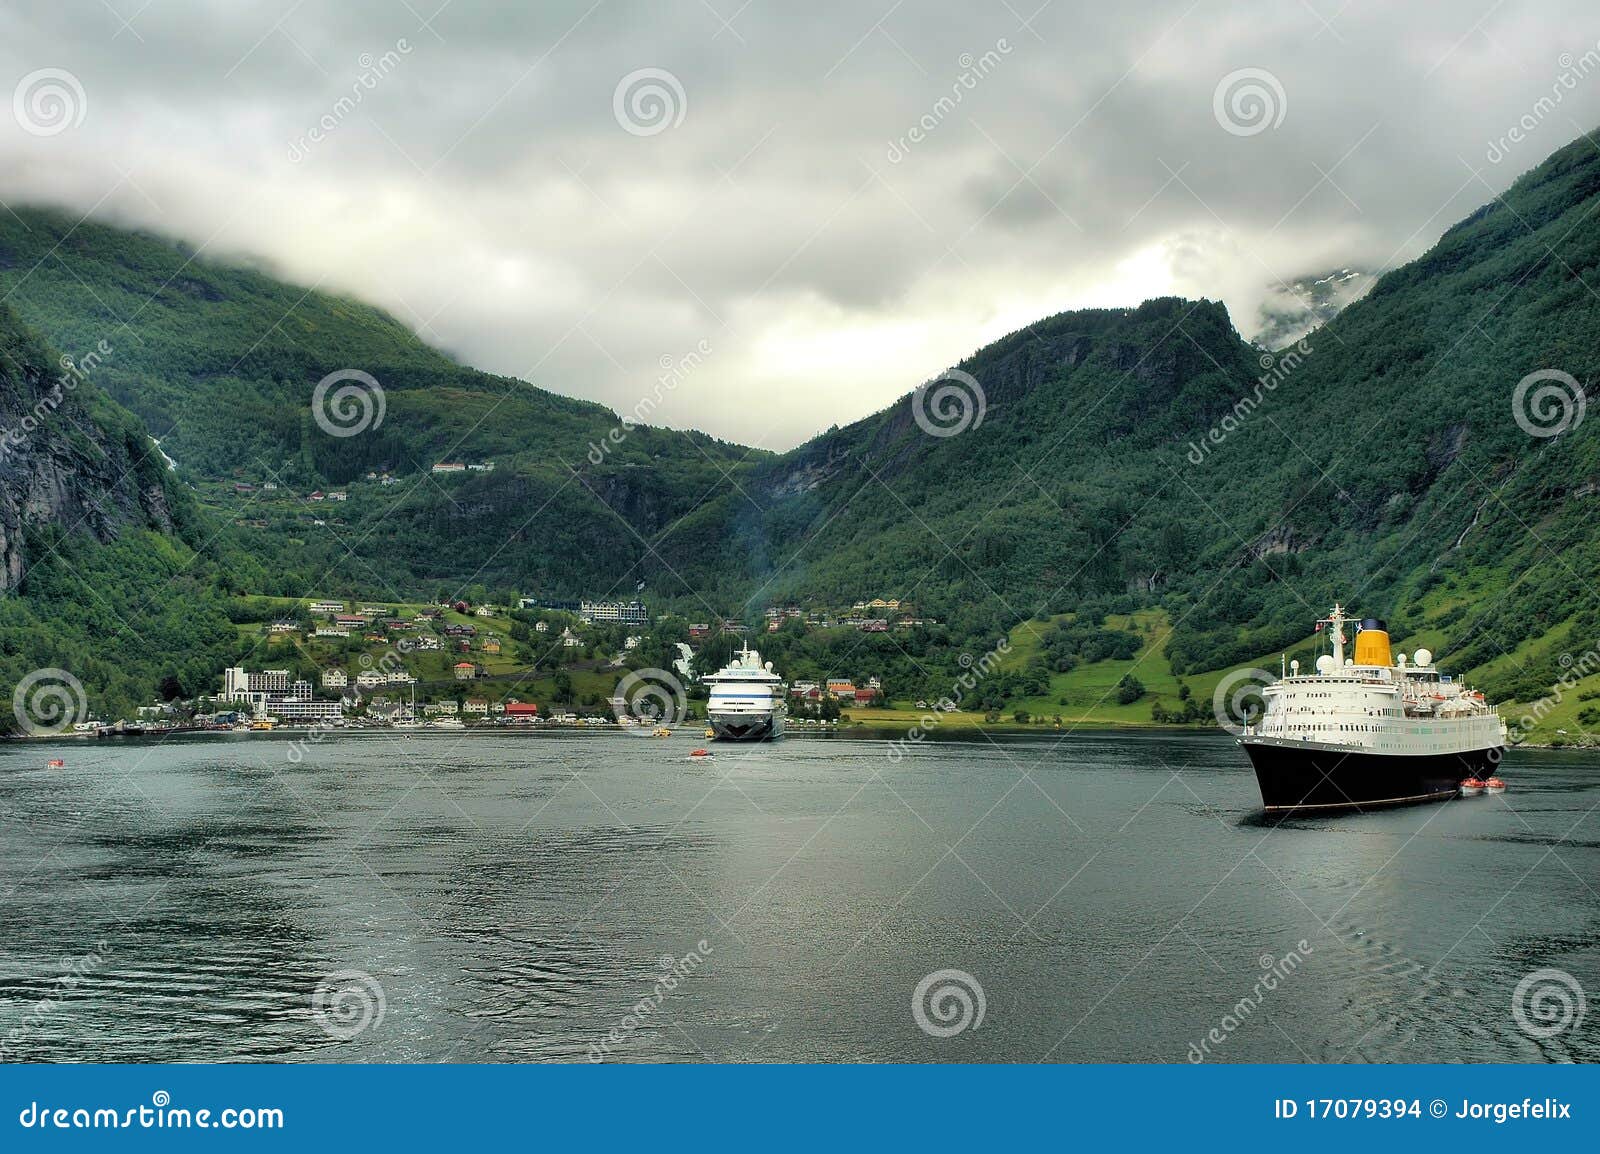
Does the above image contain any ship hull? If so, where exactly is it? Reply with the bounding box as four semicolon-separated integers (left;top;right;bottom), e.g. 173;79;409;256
1240;738;1503;813
708;713;784;742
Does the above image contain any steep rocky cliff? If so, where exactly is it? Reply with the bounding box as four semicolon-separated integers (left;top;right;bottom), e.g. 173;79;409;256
0;304;174;592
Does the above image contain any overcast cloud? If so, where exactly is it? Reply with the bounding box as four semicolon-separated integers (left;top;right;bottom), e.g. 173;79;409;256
2;0;1598;449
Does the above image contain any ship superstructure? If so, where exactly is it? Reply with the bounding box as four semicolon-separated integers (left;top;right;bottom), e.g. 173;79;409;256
1238;605;1505;812
704;644;786;741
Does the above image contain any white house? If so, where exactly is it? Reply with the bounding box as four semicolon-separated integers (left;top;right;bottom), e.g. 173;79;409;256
321;669;348;689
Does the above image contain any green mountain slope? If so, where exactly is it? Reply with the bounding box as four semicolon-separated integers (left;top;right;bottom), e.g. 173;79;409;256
0;208;767;601
0;302;246;726
728;130;1600;733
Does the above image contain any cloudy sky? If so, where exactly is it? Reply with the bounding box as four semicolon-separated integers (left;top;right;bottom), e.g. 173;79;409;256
2;0;1598;449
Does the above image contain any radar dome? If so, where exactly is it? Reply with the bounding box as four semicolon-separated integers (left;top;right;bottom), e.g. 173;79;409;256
1315;655;1334;673
1414;648;1433;667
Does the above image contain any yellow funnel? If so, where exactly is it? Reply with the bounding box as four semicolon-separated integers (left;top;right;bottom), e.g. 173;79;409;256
1354;629;1391;667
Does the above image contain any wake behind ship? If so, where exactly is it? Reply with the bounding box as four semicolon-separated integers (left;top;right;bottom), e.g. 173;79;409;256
1238;604;1506;813
705;644;786;741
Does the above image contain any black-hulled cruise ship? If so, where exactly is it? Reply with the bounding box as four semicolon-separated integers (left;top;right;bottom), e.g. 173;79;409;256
1238;605;1506;813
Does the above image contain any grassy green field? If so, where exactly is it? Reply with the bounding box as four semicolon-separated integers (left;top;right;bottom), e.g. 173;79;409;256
867;604;1600;745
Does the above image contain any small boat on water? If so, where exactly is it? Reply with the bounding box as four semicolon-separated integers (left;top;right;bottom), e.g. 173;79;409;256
689;748;713;760
45;758;65;769
1460;777;1486;796
653;727;672;738
1485;777;1507;794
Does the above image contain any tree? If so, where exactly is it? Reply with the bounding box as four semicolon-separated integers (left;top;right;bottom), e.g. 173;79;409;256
552;671;573;704
1115;674;1144;705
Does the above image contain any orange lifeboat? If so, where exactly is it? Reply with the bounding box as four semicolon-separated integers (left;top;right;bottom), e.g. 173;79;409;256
689;748;713;759
1460;777;1486;796
45;758;65;769
1485;777;1507;794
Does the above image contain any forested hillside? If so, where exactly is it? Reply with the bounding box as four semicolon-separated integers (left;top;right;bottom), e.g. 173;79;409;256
734;130;1600;714
0;208;765;600
0;303;244;725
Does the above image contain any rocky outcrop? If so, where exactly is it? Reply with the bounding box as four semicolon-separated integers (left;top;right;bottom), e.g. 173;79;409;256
0;305;174;593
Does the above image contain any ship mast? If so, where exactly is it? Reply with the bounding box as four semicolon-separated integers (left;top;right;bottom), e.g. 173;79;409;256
1323;603;1348;667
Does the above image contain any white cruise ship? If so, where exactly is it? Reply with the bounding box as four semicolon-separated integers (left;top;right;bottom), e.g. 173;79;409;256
704;644;786;741
1237;604;1506;813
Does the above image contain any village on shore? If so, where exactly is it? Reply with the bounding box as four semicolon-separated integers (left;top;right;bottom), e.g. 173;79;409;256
74;594;929;737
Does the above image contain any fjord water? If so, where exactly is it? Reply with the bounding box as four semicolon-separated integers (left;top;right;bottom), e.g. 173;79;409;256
1;731;1595;1064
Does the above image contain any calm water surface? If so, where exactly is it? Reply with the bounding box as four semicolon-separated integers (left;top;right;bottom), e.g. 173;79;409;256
1;730;1596;1063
